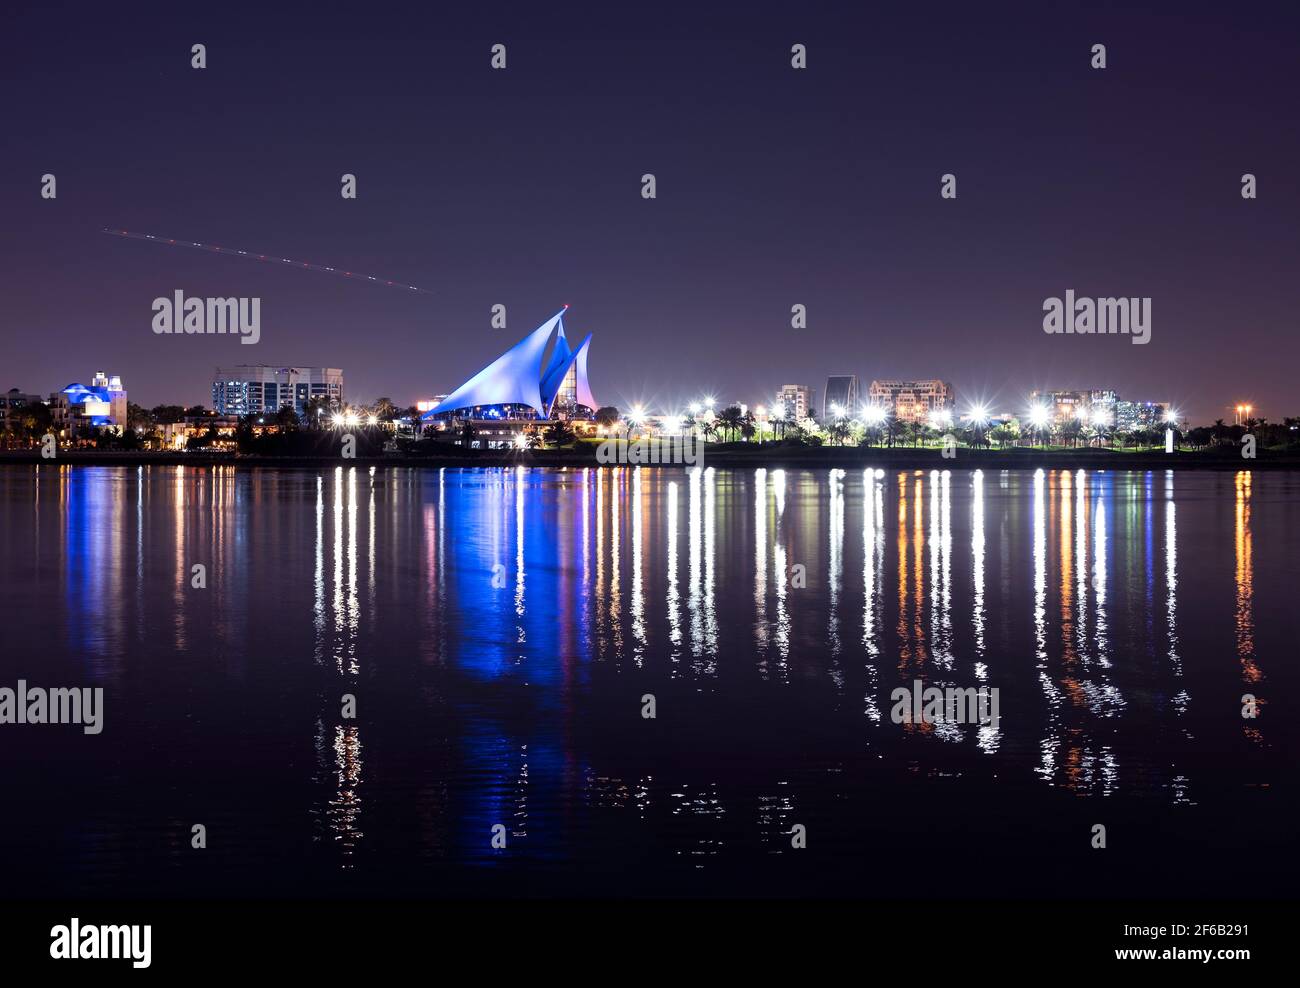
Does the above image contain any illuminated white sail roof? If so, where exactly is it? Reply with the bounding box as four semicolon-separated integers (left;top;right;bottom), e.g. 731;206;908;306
428;310;563;416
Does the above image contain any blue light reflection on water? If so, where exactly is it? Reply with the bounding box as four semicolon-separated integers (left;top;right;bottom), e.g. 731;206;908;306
2;463;1295;896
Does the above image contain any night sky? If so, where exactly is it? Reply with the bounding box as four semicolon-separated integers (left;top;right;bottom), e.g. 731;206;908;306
3;1;1297;423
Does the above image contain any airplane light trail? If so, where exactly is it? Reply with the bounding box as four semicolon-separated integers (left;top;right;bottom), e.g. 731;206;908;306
102;228;434;295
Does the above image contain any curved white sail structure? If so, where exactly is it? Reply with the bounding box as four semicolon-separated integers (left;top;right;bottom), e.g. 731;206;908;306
426;309;597;419
539;315;573;405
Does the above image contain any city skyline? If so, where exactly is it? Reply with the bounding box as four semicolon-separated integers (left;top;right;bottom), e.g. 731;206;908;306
3;5;1297;423
2;2;1294;962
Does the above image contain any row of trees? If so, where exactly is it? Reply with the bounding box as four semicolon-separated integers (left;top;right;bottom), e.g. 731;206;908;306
0;402;53;446
657;410;1300;452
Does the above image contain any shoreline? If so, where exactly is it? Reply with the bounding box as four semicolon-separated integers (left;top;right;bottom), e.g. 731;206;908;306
0;446;1289;471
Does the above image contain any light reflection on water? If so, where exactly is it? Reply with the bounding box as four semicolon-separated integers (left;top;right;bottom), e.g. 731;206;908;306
0;463;1294;896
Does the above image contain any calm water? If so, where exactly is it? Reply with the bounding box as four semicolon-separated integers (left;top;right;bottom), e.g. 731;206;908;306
1;464;1295;898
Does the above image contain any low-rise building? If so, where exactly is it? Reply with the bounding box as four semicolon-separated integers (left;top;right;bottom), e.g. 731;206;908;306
1115;399;1170;432
1;389;44;433
50;372;127;436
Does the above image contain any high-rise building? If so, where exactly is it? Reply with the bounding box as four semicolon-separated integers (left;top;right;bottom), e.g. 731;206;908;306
775;384;815;423
823;375;859;420
867;380;954;424
212;366;343;419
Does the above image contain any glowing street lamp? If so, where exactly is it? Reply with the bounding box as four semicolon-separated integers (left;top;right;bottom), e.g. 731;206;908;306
626;405;646;437
929;408;953;430
862;404;887;427
1028;404;1051;430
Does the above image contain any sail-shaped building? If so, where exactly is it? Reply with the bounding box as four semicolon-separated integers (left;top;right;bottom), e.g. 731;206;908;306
423;307;597;426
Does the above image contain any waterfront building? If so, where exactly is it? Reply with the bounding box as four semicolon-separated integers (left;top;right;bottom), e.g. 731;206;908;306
1;389;44;434
212;366;343;419
1115;399;1170;431
823;375;859;420
867;379;954;424
1031;389;1091;424
50;372;127;436
775;384;814;423
1032;388;1168;431
423;308;596;424
157;415;242;450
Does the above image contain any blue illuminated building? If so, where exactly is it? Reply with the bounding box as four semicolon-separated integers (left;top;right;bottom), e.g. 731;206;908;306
424;308;598;428
51;371;127;435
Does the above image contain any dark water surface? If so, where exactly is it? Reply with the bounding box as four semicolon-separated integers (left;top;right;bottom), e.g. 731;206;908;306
1;464;1295;898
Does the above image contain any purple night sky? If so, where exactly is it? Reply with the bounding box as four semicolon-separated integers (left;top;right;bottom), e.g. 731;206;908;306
3;1;1297;423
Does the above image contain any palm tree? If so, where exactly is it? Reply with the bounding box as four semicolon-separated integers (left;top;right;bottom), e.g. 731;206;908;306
544;420;576;447
373;397;397;422
1060;419;1082;449
717;405;743;443
460;420;477;448
273;405;300;431
18;403;54;446
303;395;333;427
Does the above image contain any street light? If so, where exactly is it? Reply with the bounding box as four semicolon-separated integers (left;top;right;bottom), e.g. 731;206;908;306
862;404;887;426
627;404;646;438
